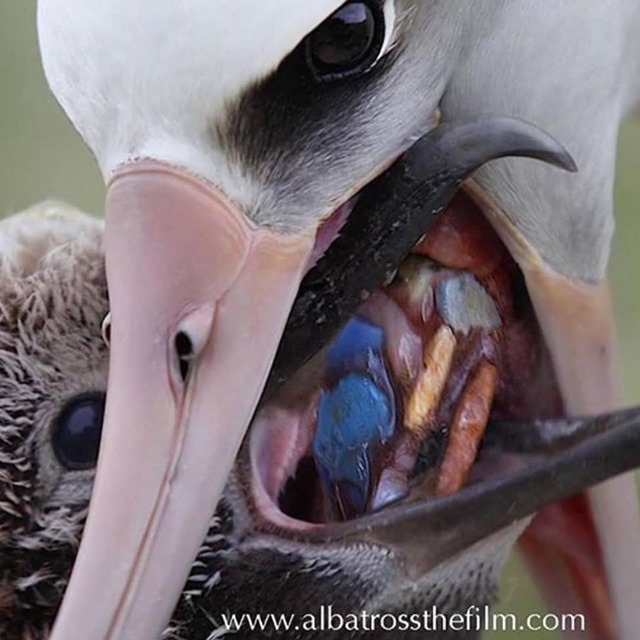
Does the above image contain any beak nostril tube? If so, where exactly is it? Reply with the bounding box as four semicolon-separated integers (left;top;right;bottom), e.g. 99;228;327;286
175;332;195;383
172;303;217;386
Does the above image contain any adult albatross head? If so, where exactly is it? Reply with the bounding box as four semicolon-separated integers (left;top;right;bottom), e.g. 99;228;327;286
36;1;640;638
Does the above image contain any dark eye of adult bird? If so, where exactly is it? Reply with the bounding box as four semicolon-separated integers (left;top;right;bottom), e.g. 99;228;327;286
52;393;105;470
305;0;386;81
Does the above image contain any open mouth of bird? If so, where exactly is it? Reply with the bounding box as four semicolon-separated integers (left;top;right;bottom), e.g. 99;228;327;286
248;186;563;532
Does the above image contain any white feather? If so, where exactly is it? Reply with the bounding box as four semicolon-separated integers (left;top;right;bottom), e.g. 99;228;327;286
38;0;344;191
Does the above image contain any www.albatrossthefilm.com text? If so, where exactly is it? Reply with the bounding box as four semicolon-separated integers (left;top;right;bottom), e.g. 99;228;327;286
219;605;586;634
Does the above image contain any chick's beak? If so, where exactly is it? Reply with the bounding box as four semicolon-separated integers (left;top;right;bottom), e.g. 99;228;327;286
50;162;314;640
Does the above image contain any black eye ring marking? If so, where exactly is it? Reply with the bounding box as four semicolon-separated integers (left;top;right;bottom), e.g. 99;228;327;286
52;392;106;471
305;0;387;83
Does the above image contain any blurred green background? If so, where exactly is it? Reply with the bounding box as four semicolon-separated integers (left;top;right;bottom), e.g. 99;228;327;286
1;4;638;639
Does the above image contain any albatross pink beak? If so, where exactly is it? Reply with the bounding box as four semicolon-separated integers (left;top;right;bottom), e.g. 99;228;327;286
50;162;314;640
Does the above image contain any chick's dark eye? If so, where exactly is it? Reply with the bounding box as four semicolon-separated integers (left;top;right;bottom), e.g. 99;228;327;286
306;0;386;82
52;392;106;471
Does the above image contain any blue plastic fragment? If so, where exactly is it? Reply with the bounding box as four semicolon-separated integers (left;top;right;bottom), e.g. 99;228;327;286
326;316;386;376
313;316;396;518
